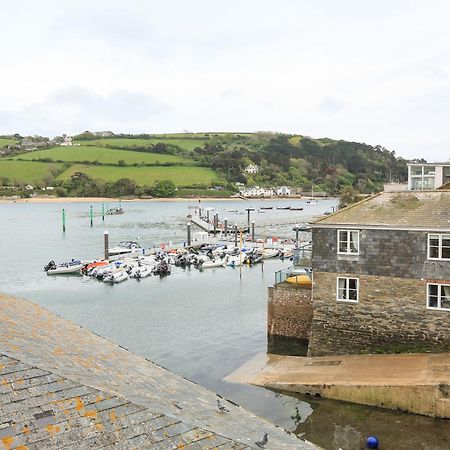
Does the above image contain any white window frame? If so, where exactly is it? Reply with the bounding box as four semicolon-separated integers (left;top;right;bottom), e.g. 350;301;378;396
336;277;359;303
427;283;450;311
427;234;450;261
337;230;360;255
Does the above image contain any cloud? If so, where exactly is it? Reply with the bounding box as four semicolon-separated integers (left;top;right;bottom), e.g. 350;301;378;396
316;98;345;114
0;87;168;136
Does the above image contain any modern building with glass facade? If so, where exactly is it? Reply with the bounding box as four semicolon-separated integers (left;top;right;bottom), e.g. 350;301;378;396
408;162;450;190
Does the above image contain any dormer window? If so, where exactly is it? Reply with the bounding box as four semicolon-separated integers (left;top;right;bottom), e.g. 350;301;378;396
337;230;359;255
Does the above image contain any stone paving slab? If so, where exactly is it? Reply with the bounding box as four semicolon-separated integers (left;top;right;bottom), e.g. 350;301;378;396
0;293;317;449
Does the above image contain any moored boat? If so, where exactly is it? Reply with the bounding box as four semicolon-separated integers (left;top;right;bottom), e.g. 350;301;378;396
44;259;83;275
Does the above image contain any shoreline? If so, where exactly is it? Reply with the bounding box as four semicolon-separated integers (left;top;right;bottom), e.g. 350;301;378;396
0;195;324;204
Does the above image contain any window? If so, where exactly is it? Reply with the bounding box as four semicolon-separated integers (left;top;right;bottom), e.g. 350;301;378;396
337;277;359;302
428;234;450;260
427;283;450;311
337;230;359;254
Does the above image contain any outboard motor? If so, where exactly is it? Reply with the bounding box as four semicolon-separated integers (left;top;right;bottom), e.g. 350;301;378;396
44;261;56;272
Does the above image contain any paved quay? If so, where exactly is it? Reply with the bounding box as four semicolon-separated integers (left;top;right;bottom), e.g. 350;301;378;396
226;352;450;418
0;293;317;449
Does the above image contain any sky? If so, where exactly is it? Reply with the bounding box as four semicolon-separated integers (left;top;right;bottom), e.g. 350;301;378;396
1;0;450;161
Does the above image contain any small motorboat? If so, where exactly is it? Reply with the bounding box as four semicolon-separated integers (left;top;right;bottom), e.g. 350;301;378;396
259;249;280;259
44;259;83;275
132;265;152;279
108;241;142;257
260;206;273;210
306;200;318;205
200;259;227;268
276;206;291;210
106;207;124;215
104;269;128;284
290;207;304;211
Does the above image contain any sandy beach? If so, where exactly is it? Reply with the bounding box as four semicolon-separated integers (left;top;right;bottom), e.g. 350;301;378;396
0;196;242;204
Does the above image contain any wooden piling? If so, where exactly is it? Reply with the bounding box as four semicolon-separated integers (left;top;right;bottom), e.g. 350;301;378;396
90;205;93;227
62;208;66;232
251;220;255;241
187;222;191;246
234;224;238;247
224;218;228;238
104;231;109;260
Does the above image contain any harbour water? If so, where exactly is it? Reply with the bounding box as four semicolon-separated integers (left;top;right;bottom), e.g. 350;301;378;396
1;198;449;449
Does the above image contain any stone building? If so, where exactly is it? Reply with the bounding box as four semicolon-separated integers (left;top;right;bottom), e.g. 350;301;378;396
308;190;450;356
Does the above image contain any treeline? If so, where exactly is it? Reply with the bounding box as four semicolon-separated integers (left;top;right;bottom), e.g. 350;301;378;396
191;134;408;195
59;172;177;198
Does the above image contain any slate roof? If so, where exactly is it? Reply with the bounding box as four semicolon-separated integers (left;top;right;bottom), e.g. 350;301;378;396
0;293;316;450
313;191;450;229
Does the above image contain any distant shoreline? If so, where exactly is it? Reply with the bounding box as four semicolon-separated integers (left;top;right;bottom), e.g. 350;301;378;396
0;195;322;204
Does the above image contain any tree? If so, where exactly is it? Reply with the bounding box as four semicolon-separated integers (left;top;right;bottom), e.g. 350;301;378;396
151;180;176;197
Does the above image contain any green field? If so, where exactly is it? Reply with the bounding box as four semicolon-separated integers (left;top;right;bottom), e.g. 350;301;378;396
0;138;18;148
57;164;221;186
0;161;61;185
77;138;207;151
15;146;189;165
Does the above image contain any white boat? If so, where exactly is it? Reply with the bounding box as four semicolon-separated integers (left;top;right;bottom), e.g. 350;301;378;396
106;207;124;215
201;259;227;268
132;265;153;279
44;260;83;275
108;241;142;257
306;186;318;205
104;269;128;284
260;248;280;259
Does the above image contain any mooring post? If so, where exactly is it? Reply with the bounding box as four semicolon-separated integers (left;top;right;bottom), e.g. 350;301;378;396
234;224;238;247
295;223;299;247
90;205;93;227
102;203;105;221
251;220;255;242
247;208;251;229
187;222;191;246
213;214;217;235
224;218;228;238
104;230;109;260
62;208;66;233
206;210;210;224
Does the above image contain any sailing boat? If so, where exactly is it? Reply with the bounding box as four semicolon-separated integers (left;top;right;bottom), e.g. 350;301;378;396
306;186;318;205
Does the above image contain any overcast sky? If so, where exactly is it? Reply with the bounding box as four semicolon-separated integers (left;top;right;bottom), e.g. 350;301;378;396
1;0;450;161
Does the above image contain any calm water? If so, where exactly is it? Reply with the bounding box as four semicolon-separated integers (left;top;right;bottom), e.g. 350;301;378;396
1;198;449;450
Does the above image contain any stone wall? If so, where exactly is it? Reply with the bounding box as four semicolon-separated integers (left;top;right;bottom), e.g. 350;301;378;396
308;271;450;356
268;283;313;343
312;228;450;280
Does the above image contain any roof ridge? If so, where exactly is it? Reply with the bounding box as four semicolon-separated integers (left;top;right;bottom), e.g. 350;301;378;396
313;192;382;224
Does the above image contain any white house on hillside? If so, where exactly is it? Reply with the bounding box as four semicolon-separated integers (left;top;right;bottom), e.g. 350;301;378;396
244;164;259;174
239;186;274;197
276;186;291;196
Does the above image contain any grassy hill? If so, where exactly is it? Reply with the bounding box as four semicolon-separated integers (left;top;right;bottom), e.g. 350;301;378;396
1;131;408;197
77;137;207;151
0;138;18;148
15;146;190;165
57;164;220;186
0;161;61;185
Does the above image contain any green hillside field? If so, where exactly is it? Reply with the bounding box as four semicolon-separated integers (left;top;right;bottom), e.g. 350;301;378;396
15;146;189;165
0;160;61;185
77;138;207;151
57;164;221;187
0;138;18;148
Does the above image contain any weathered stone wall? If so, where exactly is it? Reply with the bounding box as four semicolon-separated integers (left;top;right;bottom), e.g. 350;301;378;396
308;272;450;356
268;283;313;341
312;228;450;280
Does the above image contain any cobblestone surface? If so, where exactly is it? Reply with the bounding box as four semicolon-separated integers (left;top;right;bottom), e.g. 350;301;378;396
0;293;317;449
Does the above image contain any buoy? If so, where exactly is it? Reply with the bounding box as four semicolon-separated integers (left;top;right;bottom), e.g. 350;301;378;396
367;436;379;449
